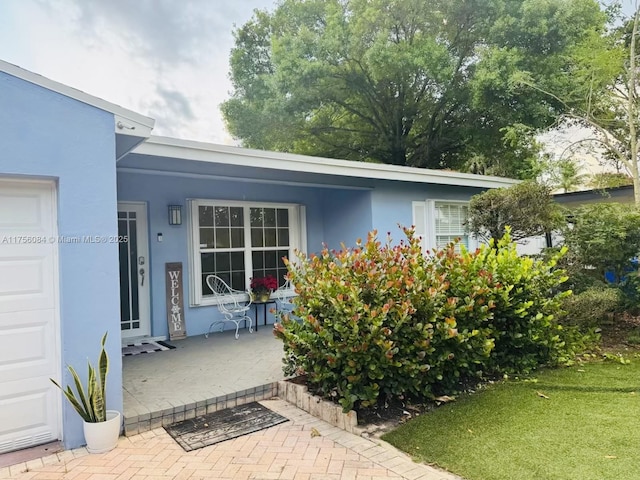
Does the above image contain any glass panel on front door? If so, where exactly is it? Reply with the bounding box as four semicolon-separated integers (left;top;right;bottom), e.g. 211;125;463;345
119;211;140;331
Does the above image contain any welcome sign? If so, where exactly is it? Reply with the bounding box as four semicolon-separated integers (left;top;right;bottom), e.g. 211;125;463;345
165;262;187;340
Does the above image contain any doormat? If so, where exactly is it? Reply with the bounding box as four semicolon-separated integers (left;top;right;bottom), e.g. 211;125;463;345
121;340;175;356
164;402;289;452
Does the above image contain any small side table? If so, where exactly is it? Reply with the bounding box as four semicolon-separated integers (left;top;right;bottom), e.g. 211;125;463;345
252;299;277;331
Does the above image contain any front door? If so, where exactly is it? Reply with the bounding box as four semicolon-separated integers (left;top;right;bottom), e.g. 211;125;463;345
118;203;150;339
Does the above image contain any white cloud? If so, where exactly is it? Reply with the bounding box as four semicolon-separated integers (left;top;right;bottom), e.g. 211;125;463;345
0;0;276;143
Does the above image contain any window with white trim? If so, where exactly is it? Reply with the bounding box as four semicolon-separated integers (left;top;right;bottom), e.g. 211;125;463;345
412;200;475;253
188;200;305;305
435;202;469;249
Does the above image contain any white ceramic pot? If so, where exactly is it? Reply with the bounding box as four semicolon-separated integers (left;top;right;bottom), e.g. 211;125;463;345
83;410;121;454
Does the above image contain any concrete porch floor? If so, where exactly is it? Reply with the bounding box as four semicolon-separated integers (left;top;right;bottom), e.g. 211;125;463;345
122;327;286;435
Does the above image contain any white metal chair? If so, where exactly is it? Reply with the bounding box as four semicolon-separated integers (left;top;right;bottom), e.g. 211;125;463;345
205;275;253;339
275;279;297;319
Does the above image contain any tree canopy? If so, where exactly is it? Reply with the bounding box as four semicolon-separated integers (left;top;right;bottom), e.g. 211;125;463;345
222;0;607;178
515;2;640;204
550;159;589;193
588;172;634;189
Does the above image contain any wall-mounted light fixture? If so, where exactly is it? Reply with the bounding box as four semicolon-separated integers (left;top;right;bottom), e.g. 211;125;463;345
168;205;182;225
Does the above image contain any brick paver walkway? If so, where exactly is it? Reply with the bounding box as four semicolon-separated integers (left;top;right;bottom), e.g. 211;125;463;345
0;400;460;480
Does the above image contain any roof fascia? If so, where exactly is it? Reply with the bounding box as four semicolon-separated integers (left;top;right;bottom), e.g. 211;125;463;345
134;136;519;189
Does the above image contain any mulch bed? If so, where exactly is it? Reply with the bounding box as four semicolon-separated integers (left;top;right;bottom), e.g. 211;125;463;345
599;312;640;350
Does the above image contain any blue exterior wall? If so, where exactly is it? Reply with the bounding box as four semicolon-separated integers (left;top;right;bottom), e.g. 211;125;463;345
370;182;486;241
320;189;373;250
0;72;122;449
117;172;372;337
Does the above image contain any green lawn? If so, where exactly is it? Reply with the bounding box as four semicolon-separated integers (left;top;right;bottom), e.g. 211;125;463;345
382;358;640;480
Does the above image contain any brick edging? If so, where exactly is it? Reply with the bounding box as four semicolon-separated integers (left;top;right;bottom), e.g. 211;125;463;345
277;380;358;433
124;382;279;436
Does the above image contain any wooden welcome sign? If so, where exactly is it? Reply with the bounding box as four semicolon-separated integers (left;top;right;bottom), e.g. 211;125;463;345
165;262;187;340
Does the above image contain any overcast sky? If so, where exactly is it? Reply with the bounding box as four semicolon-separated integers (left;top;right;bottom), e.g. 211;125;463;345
0;0;277;144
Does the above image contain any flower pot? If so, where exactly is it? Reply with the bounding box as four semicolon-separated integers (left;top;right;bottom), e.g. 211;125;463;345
83;410;121;454
251;291;272;302
258;292;271;302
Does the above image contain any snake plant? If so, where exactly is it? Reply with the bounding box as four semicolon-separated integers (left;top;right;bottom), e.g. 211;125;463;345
51;332;109;423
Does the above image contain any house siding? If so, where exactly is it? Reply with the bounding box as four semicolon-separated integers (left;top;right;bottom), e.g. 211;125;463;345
320;189;373;249
370;182;486;242
0;71;122;449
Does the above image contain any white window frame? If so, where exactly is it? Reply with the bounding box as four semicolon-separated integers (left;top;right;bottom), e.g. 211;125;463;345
412;199;477;253
187;199;305;306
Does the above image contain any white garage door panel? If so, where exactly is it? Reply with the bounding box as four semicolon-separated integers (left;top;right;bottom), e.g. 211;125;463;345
0;251;55;312
0;189;50;233
0;310;56;382
0;258;44;295
0;377;57;454
0;179;60;453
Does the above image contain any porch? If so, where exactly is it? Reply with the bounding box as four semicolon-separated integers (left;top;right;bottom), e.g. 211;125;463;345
122;327;286;435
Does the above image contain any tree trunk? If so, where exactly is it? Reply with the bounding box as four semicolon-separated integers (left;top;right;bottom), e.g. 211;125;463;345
634;172;640;208
629;3;640;208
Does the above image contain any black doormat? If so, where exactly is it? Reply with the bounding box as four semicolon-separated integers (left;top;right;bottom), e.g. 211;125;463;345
164;402;289;452
121;340;175;356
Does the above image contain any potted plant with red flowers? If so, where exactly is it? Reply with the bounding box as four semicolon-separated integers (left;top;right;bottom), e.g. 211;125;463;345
250;275;278;302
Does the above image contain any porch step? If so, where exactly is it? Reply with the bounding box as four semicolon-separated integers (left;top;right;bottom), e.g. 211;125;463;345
123;382;279;436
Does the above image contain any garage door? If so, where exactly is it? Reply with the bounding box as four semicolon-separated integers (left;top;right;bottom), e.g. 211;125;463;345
0;179;60;453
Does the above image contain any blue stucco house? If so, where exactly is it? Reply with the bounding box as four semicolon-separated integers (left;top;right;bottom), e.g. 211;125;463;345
0;60;517;452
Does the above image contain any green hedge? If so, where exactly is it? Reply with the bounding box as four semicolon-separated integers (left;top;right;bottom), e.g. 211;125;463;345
274;228;575;411
560;287;621;328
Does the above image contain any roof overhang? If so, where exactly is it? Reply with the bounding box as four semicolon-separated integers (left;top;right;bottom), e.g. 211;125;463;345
554;185;634;206
125;136;519;189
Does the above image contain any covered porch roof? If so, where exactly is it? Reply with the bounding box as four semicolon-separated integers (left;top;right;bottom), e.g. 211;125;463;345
119;135;520;190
